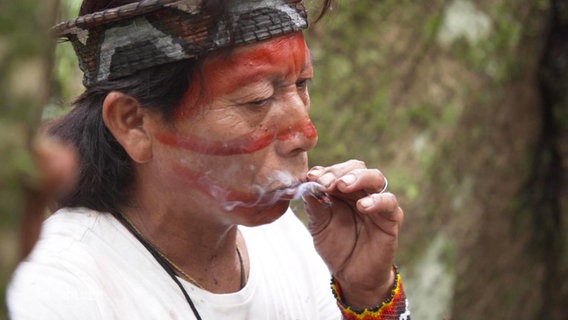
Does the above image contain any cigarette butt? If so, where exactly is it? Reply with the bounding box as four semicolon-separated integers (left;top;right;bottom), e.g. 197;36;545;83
311;190;331;207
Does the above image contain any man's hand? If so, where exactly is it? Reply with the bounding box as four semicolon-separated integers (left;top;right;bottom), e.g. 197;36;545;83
303;160;404;309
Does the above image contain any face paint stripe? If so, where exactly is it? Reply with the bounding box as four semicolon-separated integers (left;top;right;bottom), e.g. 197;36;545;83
156;118;317;156
155;130;273;156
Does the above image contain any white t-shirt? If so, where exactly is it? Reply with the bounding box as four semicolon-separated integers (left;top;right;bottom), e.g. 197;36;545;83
7;207;340;319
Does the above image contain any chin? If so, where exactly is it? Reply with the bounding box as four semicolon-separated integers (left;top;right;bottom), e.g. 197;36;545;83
235;199;290;227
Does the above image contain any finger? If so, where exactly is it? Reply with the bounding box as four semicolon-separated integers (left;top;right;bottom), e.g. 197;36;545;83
302;193;333;236
357;192;398;216
357;192;404;234
307;160;368;190
336;168;387;195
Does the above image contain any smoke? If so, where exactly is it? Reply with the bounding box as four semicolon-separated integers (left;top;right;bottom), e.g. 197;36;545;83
219;171;327;211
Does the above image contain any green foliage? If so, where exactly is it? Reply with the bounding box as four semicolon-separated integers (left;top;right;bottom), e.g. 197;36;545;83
51;0;83;107
1;0;565;319
0;1;45;58
0;1;60;318
0;0;56;224
307;1;567;318
0;122;33;226
443;1;529;84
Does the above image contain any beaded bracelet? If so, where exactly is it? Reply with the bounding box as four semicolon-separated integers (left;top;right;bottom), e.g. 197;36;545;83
331;265;410;320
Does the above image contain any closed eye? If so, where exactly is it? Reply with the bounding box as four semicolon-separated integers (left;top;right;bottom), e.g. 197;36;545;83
248;97;271;107
296;78;311;90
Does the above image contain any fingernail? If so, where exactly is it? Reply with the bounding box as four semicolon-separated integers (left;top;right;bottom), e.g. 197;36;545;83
339;174;356;186
360;197;375;208
319;174;335;188
307;168;324;179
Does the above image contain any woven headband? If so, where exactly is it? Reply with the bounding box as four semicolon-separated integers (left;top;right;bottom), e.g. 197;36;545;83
52;0;308;86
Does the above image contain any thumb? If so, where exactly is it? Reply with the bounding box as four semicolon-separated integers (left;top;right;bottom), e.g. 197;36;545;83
302;194;332;236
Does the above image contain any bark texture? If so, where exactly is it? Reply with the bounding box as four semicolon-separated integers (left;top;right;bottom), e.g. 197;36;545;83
307;0;567;318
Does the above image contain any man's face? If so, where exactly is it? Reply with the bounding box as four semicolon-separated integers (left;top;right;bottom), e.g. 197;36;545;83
148;32;317;225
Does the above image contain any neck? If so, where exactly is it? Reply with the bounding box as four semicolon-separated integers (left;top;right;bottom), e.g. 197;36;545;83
119;203;248;293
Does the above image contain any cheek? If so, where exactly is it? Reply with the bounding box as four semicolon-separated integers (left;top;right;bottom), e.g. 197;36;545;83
153;116;316;201
162;152;266;204
164;153;307;212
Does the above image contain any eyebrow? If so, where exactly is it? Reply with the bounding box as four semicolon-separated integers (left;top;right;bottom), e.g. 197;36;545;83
202;47;312;98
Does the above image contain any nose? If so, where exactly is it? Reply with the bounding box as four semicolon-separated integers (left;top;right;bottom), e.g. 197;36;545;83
273;93;318;156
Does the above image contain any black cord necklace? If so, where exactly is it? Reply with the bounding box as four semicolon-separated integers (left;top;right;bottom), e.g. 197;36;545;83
110;210;203;319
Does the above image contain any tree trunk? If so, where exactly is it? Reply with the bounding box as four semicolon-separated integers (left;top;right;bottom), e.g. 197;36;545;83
307;0;567;318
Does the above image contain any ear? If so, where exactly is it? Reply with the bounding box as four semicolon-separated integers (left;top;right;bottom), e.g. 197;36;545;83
102;92;152;163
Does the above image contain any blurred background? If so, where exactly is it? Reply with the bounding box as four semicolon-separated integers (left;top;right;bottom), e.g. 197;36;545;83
1;0;567;319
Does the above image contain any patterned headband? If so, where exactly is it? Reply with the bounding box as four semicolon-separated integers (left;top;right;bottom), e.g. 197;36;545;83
52;0;308;86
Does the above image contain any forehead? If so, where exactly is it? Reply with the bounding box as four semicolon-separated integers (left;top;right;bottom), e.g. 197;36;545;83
200;32;311;86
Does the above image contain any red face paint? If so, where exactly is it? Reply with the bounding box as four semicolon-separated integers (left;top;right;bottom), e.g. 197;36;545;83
155;118;316;155
157;32;316;156
174;32;310;117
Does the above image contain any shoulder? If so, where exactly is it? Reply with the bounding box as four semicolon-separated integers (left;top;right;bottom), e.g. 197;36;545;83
7;241;104;319
8;207;194;319
6;208;121;319
38;207;105;243
20;207;121;262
